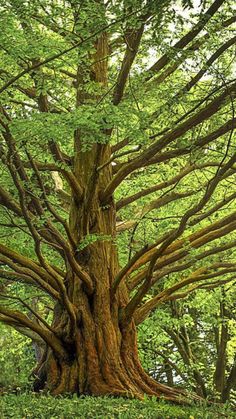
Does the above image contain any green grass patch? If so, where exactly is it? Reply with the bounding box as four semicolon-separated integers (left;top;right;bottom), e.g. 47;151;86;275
0;393;235;418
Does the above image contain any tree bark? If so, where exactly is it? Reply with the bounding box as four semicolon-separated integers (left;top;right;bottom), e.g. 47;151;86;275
33;293;185;401
32;139;186;401
213;300;228;402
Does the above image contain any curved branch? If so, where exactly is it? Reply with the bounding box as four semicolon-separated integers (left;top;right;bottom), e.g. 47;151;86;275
103;84;236;200
0;186;22;216
134;268;236;324
0;306;66;359
145;0;225;80
0;293;54;333
129;217;236;290
0;254;60;299
113;24;145;105
147;16;236;86
131;235;236;291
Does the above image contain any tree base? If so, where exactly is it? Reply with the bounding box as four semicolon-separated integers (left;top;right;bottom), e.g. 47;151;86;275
32;348;192;404
32;300;195;404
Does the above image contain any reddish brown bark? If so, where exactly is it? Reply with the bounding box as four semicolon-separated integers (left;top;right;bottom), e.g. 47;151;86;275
31;137;186;401
1;3;234;404
33;305;186;402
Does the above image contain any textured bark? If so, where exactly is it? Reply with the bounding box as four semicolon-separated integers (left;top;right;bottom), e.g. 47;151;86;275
4;5;233;402
213;301;231;402
33;307;187;401
30;24;192;402
32;132;186;400
221;356;236;403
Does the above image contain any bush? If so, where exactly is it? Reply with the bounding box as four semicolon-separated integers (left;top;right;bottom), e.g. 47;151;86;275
0;324;35;390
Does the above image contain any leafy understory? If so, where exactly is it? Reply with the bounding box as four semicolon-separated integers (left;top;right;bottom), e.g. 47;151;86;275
0;394;234;419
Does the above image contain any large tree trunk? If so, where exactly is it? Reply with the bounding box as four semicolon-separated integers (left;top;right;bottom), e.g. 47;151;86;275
32;140;186;401
33;27;189;403
33;296;185;401
33;212;184;401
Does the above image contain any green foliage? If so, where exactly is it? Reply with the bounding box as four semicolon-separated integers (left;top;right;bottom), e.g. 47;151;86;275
0;393;233;419
0;0;235;404
0;324;34;389
138;285;236;403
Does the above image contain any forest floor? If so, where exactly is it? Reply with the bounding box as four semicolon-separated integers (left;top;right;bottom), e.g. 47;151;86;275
0;393;235;418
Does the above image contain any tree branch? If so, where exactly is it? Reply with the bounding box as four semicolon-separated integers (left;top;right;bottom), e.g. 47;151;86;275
145;0;225;80
0;306;67;359
103;84;236;200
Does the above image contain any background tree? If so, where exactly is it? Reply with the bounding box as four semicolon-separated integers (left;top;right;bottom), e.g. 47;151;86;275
139;285;236;403
0;323;35;390
0;0;235;400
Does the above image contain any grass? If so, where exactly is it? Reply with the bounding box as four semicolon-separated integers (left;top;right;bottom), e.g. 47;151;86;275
0;393;235;419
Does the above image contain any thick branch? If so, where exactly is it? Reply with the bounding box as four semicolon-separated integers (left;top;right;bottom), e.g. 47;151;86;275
113;24;145;105
129;217;236;290
0;306;66;359
135;268;236;324
0;186;22;216
103;84;236;200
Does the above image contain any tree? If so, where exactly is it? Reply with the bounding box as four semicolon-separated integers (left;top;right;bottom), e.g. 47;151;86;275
0;322;35;390
0;0;235;400
139;286;236;403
